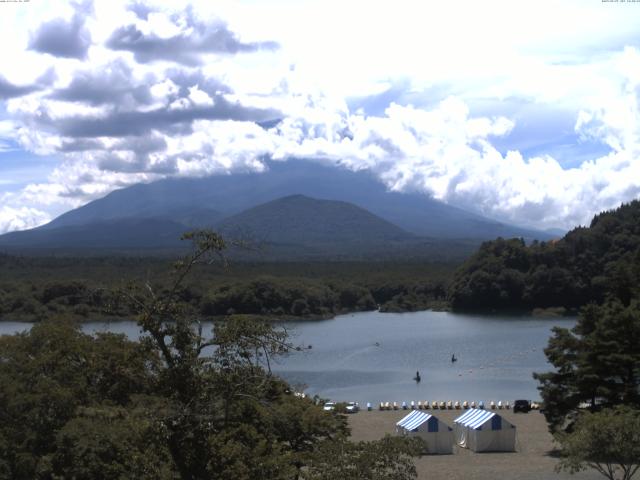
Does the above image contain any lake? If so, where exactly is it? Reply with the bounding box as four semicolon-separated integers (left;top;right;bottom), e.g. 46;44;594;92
0;310;573;406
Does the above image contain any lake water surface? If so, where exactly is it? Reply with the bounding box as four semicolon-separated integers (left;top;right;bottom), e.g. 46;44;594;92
0;310;574;406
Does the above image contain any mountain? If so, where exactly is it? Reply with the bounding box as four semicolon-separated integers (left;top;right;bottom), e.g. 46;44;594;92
0;160;553;256
217;195;414;245
0;218;188;251
40;160;550;239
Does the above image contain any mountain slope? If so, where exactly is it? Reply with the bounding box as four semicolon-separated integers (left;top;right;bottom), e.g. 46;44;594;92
40;160;551;241
216;194;414;246
0;218;188;251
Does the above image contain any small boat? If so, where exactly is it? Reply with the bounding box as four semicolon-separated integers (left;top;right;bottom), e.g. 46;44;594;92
414;371;421;383
451;354;457;363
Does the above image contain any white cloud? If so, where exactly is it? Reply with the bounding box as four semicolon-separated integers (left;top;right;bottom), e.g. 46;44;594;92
1;0;640;234
0;203;50;233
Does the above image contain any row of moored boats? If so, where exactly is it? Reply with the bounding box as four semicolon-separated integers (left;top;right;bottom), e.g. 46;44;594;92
378;400;542;411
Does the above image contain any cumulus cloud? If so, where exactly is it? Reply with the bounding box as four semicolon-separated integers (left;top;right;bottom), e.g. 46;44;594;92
50;59;152;106
106;6;278;66
29;1;93;59
266;63;640;230
2;0;640;235
0;204;50;234
0;75;39;100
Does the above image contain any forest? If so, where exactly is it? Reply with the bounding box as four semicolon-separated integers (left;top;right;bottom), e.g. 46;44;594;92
448;200;640;312
0;254;453;322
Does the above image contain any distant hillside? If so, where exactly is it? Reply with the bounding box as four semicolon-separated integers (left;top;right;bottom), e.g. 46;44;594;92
0;160;554;258
37;160;551;241
217;194;413;244
448;201;640;311
0;195;478;260
0;218;188;251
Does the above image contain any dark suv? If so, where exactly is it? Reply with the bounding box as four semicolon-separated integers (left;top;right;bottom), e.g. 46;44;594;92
513;399;531;413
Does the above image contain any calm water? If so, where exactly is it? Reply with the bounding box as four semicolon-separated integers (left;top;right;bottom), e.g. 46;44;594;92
274;311;575;405
0;311;574;406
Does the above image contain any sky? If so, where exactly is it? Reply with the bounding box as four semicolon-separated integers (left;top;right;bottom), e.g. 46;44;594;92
1;0;640;233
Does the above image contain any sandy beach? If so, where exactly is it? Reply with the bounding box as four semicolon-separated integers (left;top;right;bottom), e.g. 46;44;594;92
348;408;602;480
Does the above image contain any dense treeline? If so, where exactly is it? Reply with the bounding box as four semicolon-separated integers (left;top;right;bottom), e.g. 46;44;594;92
0;255;453;321
449;200;640;311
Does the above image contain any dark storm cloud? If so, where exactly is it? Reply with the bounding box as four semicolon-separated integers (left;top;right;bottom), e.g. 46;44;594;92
106;10;279;66
51;60;152;106
0;75;38;99
29;2;93;60
55;97;279;138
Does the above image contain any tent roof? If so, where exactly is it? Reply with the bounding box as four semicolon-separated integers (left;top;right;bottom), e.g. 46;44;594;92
454;409;503;430
396;410;435;431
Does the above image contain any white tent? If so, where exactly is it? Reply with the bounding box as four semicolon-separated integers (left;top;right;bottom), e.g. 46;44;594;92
395;410;453;454
453;408;516;452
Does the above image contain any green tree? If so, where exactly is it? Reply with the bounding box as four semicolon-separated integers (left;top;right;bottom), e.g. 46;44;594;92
534;300;640;432
121;230;422;479
556;407;640;480
0;321;158;479
0;230;423;479
302;435;424;480
42;405;175;479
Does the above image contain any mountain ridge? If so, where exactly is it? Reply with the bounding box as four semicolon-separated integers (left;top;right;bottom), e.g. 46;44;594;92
38;160;552;240
0;161;555;258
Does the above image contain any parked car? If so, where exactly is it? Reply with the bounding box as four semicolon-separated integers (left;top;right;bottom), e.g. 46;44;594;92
323;402;336;412
345;402;360;413
513;399;531;413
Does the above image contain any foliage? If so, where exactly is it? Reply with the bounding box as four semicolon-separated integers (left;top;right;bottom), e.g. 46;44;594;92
449;200;640;311
302;435;424;480
0;320;159;479
0;253;455;321
556;406;640;480
201;277;376;318
534;300;640;433
0;231;422;479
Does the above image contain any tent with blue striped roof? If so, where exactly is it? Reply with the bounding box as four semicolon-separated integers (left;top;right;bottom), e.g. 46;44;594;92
453;408;516;452
395;410;453;454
